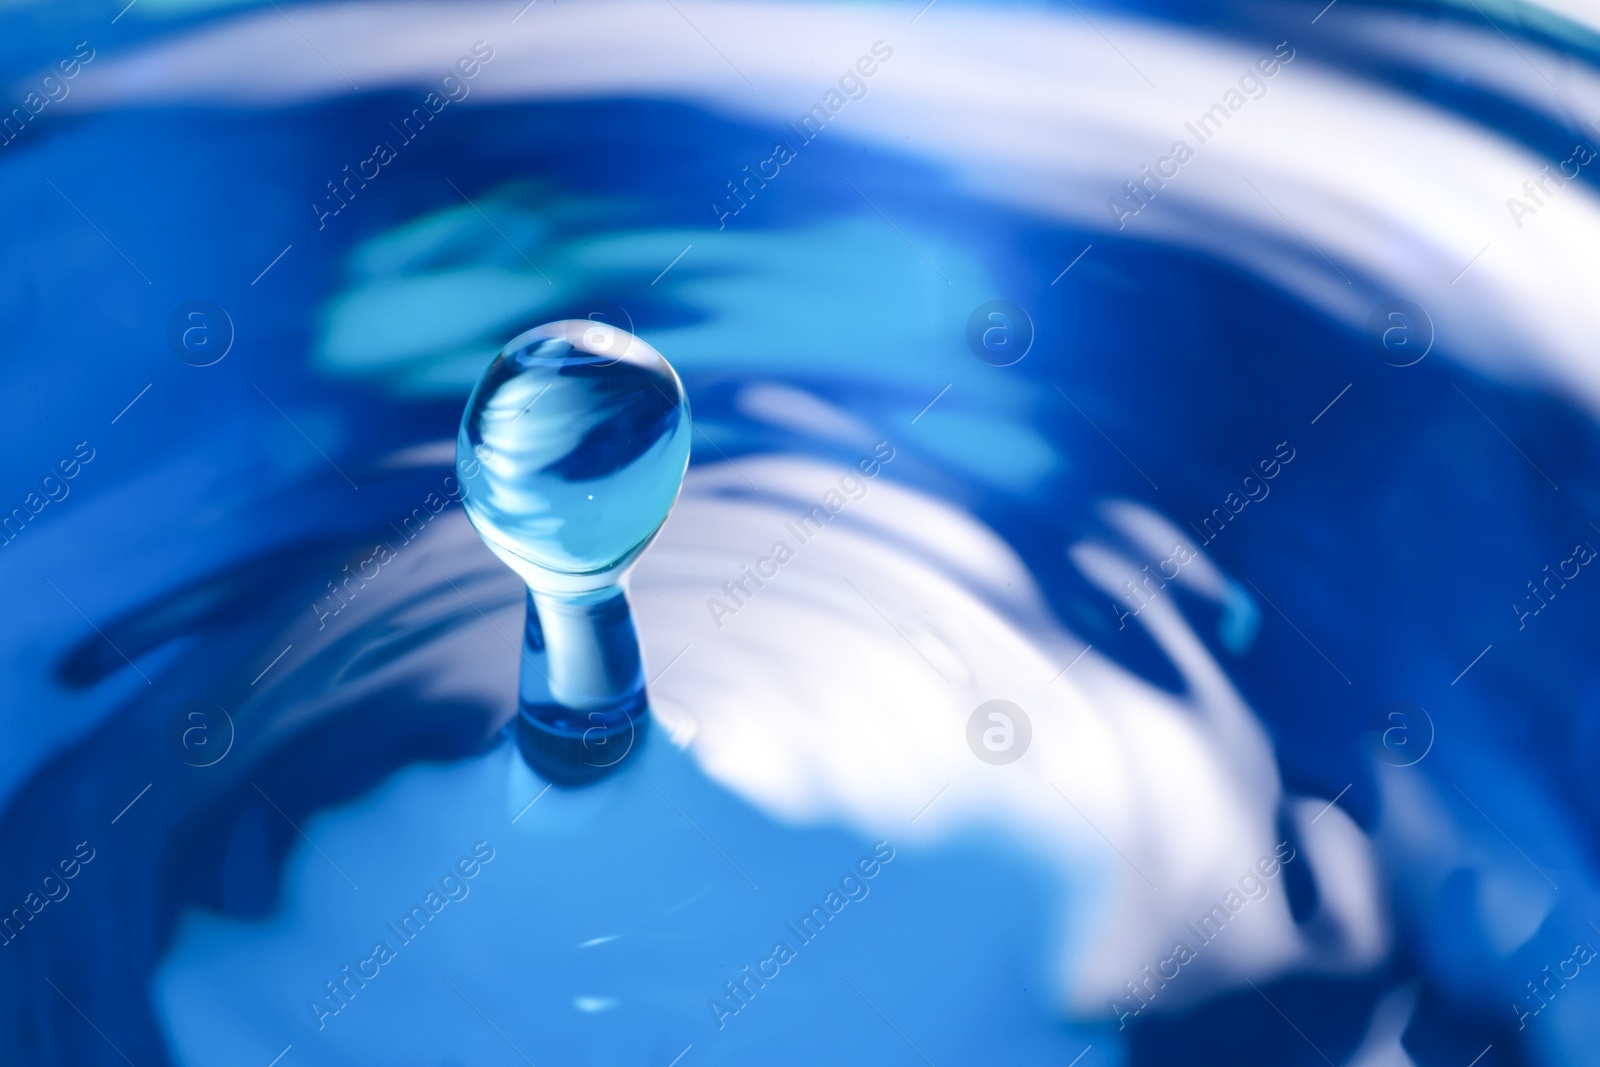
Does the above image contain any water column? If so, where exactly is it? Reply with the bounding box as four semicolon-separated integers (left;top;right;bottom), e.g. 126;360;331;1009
457;321;691;784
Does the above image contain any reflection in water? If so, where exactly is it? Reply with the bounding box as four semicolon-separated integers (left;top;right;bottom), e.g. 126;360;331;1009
144;457;1381;1065
2;529;512;1064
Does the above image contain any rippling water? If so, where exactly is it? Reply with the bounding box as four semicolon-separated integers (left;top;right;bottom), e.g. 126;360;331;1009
3;1;1600;1064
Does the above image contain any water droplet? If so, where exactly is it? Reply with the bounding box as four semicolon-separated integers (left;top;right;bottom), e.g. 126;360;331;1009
457;321;691;784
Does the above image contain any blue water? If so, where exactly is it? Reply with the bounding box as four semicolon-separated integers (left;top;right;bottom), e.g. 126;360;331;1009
3;1;1600;1064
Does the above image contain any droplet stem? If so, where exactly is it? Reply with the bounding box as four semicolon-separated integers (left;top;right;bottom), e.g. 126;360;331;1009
515;585;648;785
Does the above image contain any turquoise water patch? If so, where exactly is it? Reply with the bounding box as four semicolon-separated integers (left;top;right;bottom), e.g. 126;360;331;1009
903;407;1059;493
313;186;1025;415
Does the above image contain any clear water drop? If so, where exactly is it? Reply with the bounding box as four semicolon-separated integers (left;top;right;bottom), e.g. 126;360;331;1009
457;320;691;784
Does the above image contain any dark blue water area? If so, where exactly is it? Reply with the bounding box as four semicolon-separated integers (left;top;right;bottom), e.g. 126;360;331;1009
2;4;1600;1065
